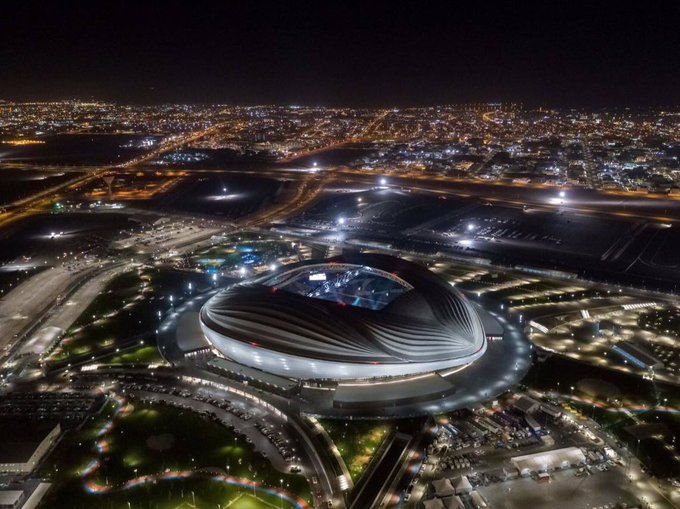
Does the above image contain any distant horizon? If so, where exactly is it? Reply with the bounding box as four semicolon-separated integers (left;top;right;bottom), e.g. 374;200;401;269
2;98;679;111
2;1;679;109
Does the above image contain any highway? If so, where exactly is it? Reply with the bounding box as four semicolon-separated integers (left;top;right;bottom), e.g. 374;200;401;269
0;264;101;361
333;169;680;224
0;122;227;229
278;109;389;164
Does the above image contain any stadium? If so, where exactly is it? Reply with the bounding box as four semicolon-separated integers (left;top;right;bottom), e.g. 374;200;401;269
199;253;488;381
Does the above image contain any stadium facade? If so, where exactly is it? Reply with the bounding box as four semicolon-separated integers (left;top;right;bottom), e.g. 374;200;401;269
200;253;487;380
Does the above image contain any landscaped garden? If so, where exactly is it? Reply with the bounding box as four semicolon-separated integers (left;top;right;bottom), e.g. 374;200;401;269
40;396;312;509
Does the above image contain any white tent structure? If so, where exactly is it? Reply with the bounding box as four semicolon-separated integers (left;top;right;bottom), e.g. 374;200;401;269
432;478;455;497
423;498;446;509
512;447;586;476
443;495;466;509
451;475;473;495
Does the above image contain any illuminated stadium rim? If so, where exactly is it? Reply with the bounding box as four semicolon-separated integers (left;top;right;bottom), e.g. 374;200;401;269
200;253;487;380
261;262;414;291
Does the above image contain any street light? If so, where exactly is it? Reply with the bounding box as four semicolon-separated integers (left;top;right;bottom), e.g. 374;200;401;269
279;478;284;508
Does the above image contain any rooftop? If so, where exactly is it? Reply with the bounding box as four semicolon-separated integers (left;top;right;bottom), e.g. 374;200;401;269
0;420;60;464
261;263;412;310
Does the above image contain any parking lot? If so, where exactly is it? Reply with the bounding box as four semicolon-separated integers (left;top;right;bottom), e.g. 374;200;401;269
478;467;638;509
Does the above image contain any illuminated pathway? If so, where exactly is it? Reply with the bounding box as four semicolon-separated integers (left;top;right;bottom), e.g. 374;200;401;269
80;393;311;509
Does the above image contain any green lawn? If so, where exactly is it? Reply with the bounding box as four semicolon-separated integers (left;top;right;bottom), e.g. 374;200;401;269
46;267;205;365
39;398;312;509
107;345;164;365
319;419;393;482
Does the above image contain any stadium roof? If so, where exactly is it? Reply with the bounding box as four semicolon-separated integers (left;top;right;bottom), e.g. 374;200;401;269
200;253;486;380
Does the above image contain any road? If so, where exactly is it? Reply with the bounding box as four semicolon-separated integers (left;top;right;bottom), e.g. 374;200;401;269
243;173;331;227
0;264;100;361
277;110;389;164
0;122;227;229
16;262;134;358
334;169;680;224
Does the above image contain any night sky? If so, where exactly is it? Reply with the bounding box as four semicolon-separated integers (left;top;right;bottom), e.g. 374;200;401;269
1;0;679;107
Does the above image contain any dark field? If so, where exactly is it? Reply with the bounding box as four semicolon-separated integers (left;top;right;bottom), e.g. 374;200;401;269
152;174;287;219
0;134;160;165
0;212;144;264
0;166;84;206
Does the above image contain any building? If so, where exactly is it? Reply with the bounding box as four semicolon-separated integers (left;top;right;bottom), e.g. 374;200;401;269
539;403;562;419
451;475;473;495
470;491;488;509
611;341;663;370
0;491;24;509
432;478;455;497
511;447;586;476
443;495;466;509
0;484;51;509
0;421;61;474
513;395;540;414
423;499;445;509
525;414;541;433
200;253;487;381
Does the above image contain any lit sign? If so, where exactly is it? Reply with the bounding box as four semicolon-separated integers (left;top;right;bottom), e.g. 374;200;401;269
309;273;327;281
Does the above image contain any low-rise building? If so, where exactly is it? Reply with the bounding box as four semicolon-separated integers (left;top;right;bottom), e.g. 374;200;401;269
0;421;61;474
0;491;24;509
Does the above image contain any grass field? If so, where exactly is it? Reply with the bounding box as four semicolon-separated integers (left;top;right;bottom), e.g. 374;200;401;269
39;398;312;509
108;345;164;365
46;267;205;365
319;419;393;482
